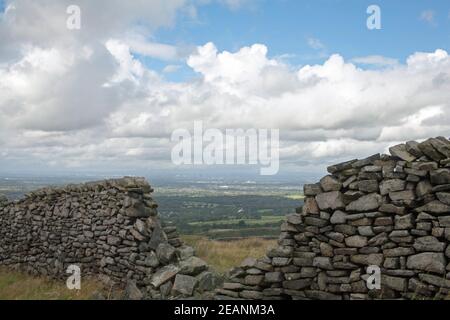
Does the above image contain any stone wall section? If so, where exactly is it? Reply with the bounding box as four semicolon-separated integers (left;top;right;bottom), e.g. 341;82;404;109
217;137;450;300
0;177;220;299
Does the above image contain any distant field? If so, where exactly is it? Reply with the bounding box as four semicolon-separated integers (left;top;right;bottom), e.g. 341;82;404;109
285;194;305;200
188;215;285;227
0;267;115;300
158;193;302;239
182;235;277;273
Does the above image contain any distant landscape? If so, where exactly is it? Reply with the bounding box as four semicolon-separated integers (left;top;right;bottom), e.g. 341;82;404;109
0;173;306;240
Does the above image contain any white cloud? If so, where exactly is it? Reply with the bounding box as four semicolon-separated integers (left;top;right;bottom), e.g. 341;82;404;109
1;1;450;174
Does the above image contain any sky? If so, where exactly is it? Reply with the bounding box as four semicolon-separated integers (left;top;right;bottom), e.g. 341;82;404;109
0;0;450;178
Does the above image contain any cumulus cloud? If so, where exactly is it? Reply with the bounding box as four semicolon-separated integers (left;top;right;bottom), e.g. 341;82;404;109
1;0;450;174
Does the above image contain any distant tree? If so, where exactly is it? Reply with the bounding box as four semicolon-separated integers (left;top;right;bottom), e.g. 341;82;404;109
238;220;246;228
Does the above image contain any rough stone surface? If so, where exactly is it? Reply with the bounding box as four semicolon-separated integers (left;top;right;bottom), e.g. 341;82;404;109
0;177;218;300
172;274;198;296
406;253;446;274
216;137;450;301
346;194;382;212
315;192;345;211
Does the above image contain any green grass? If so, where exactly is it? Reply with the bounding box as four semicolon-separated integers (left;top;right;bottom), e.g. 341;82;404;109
0;267;118;300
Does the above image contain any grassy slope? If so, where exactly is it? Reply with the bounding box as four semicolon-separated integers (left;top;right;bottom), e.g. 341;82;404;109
0;268;113;300
182;235;277;274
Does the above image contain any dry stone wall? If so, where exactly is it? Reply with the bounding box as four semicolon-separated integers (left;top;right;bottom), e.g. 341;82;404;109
0;177;220;299
217;137;450;300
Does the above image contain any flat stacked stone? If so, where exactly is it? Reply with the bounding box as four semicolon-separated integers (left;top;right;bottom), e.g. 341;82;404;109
216;137;450;300
0;177;221;300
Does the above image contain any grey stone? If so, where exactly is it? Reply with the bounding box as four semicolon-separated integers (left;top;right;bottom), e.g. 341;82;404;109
245;275;264;286
313;257;333;270
283;279;312;290
429;137;450;158
143;251;160;268
413;236;445;252
350;254;383;266
302;198;320;214
415;201;450;214
418;139;445;162
405;141;424;158
437;192;450;205
148;225;167;250
156;243;177;265
345;235;368;248
107;235;121;246
304;217;328;227
380;179;405;196
327;159;358;174
358;180;379;193
346;194;382;212
320;175;342;192
265;272;284;283
267;246;293;258
358;226;375;236
395;214;414;230
438;216;450;227
177;245;195;260
389;190;415;201
382;275;407;292
418;273;450;288
179;256;208;276
430;169;450;185
319;242;334;257
240;290;263;299
150;264;181;288
406;253;446;274
286;214;302;225
272;257;292;267
240;257;257;269
416;180;433;198
172;274;198;296
352;154;381;168
389;144;416;162
383;247;415;257
315;192;345;211
303;183;322;196
379;203;406;215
